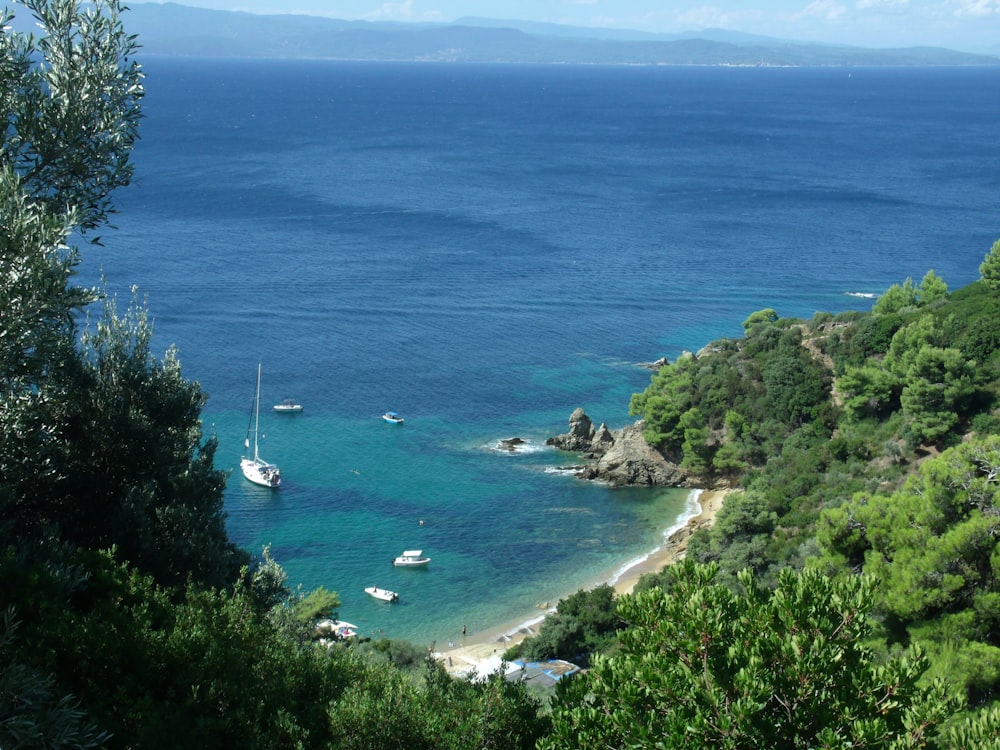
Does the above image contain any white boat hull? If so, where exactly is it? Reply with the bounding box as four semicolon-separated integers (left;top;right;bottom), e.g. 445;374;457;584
242;364;281;488
241;457;281;488
393;553;430;566
365;586;399;602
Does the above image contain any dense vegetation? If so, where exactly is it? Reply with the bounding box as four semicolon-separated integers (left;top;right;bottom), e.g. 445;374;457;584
519;243;1000;742
0;3;549;748
4;2;1000;747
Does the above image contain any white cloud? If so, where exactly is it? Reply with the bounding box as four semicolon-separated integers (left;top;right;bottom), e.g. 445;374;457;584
582;5;765;34
856;0;910;8
364;0;414;21
951;0;1000;16
674;5;739;28
795;0;848;21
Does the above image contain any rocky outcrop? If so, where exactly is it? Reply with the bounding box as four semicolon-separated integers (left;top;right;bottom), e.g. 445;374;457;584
497;437;527;452
546;407;598;453
547;409;697;488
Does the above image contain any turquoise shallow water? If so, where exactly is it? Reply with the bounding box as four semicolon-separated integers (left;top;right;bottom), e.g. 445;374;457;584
215;380;696;645
80;59;1000;646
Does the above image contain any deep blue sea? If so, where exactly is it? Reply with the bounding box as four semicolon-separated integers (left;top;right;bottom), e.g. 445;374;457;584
80;59;1000;646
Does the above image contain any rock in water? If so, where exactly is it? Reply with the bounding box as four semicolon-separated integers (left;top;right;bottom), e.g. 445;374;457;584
545;407;596;452
548;409;696;488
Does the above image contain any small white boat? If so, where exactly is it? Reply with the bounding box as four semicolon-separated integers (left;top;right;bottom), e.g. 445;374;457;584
393;550;430;567
316;619;358;639
382;411;404;424
273;399;303;413
365;585;399;602
241;364;281;488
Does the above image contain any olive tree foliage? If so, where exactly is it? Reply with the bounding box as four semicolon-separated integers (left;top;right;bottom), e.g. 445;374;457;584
0;2;241;591
2;0;144;531
542;561;957;750
1;0;141;386
2;0;143;234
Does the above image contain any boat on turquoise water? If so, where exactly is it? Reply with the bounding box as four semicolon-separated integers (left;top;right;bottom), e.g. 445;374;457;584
316;619;358;639
365;585;399;602
393;550;430;567
241;363;281;488
382;411;404;424
273;398;303;413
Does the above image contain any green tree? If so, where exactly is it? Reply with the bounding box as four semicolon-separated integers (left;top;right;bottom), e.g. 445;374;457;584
817;435;1000;701
292;585;341;625
979;238;1000;292
873;277;919;315
510;585;621;664
2;0;143;233
0;609;109;750
918;269;948;305
885;315;945;374
742;307;778;331
1;1;244;590
849;311;903;356
1;0;144;544
630;353;697;451
543;561;956;750
4;290;247;589
329;657;548;750
679;407;712;473
898;344;975;444
837;363;900;420
1;0;142;388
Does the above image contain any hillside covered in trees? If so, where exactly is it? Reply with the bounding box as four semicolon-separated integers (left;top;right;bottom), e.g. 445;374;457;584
509;243;1000;746
3;1;1000;748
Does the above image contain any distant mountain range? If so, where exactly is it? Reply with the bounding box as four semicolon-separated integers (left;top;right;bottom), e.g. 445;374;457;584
123;3;999;67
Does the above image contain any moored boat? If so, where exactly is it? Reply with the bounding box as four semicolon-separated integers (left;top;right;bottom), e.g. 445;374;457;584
365;585;399;602
382;411;404;424
241;364;281;488
273;399;303;413
316;619;358;639
393;550;430;567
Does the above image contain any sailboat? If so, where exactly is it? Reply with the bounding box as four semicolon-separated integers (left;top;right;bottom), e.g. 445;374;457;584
241;363;281;488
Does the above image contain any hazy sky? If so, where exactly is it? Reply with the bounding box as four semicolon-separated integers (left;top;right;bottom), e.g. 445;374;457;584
130;1;1000;52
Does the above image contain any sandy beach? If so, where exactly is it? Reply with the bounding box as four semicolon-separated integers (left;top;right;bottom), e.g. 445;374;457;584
436;488;728;676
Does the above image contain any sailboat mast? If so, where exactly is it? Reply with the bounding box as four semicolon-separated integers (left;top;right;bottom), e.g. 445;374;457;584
253;362;262;460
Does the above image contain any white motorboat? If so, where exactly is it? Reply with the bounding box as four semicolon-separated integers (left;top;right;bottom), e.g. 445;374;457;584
273;399;303;413
241;363;281;488
382;411;404;424
393;550;430;567
365;585;399;602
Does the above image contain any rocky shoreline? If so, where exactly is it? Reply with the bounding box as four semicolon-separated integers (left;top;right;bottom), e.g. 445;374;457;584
545;407;703;488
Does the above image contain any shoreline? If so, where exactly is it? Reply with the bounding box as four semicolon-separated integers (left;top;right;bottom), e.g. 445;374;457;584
436;487;728;676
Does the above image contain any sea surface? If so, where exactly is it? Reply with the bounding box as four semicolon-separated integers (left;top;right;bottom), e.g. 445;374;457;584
80;59;1000;646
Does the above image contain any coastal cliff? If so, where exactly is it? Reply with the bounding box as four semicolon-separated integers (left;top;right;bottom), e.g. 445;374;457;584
547;407;702;488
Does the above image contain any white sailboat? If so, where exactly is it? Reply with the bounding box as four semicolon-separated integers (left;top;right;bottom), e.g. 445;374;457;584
241;363;281;488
